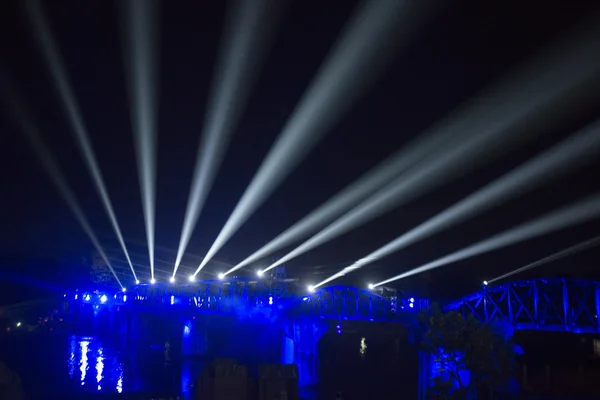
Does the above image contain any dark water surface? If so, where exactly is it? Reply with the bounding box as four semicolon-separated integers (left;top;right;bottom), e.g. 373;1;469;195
0;330;418;399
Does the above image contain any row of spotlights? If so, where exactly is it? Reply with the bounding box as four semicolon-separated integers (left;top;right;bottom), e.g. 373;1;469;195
137;270;271;285
126;277;490;293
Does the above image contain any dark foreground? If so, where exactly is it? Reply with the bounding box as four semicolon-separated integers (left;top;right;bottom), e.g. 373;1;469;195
0;330;418;400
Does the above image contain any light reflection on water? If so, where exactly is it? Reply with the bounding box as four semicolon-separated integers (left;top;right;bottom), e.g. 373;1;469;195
67;336;124;393
80;340;89;385
5;331;415;399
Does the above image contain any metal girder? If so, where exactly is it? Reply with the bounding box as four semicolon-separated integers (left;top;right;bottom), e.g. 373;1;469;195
446;278;600;333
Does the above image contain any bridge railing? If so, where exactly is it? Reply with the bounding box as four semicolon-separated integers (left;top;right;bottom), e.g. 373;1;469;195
446;278;600;333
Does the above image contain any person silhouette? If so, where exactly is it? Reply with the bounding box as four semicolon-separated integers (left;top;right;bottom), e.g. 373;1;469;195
335;391;344;400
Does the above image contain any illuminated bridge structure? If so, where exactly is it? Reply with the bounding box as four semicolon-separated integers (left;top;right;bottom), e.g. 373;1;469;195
446;278;600;334
64;277;600;394
66;280;425;388
105;281;426;321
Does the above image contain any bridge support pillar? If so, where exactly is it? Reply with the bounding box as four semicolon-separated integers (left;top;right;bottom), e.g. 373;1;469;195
284;318;328;387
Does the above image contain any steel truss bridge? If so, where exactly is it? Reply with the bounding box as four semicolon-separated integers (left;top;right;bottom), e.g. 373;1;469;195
72;278;600;333
76;280;423;322
446;278;600;333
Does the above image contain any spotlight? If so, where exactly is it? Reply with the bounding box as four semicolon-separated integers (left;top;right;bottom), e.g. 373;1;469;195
217;273;225;280
16;322;22;327
188;275;195;282
135;280;140;284
257;270;264;277
122;288;127;293
367;283;374;290
150;278;156;284
83;294;91;302
100;295;108;304
307;285;315;293
483;280;488;286
169;277;176;283
410;297;414;303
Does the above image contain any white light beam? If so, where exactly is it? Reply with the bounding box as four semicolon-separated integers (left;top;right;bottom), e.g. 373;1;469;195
173;0;285;278
24;0;138;281
121;0;160;280
196;0;435;275
0;74;123;288
374;192;600;287
261;18;600;274
315;118;600;287
488;235;600;284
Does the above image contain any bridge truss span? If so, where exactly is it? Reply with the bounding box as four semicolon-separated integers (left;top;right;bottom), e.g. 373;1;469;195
446;278;600;333
69;281;423;322
301;285;426;322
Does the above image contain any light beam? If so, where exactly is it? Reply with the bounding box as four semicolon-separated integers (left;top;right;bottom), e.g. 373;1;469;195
196;0;436;275
488;235;600;284
172;0;285;278
120;0;160;280
261;19;600;275
24;0;138;281
0;73;123;289
314;118;600;287
374;192;600;287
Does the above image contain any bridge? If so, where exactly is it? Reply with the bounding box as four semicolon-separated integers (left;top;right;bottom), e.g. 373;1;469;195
61;277;600;394
69;280;424;321
67;278;599;332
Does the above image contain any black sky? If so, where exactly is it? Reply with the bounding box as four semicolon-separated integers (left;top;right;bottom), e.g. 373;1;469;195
1;0;599;300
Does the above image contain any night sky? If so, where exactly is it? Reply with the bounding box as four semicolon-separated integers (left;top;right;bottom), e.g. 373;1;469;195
1;0;599;300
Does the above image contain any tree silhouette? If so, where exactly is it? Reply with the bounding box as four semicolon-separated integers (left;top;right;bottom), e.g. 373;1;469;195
419;304;517;400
